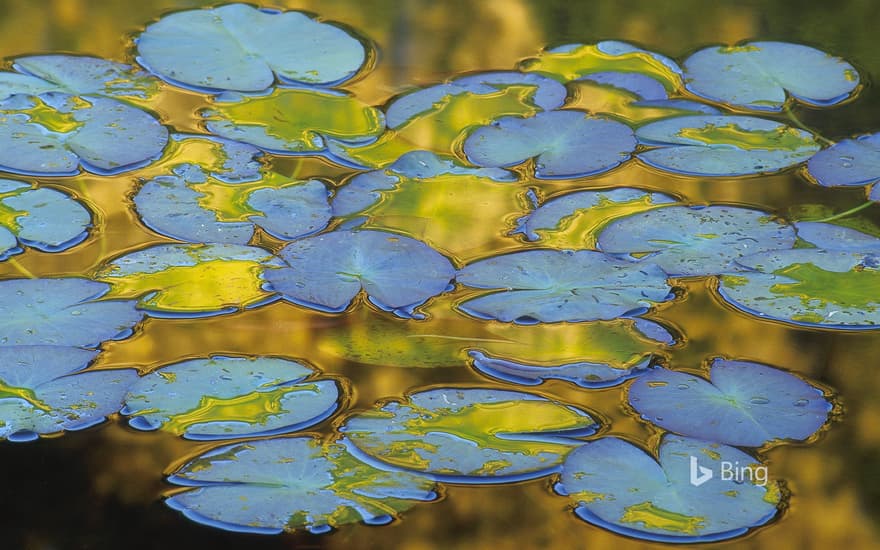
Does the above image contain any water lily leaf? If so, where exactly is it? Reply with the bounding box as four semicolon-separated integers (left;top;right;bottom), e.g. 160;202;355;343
636;115;820;176
683;42;860;111
1;55;160;102
0;92;168;176
456;249;672;324
0;346;138;442
94;243;284;318
319;305;666;371
266;230;455;319
806;133;880;190
469;350;652;388
0;278;143;348
628;359;832;447
0;178;91;260
136;3;368;92
557;435;781;543
513;187;678;248
463;110;636;179
135;170;331;244
794;221;880;251
716;248;880;329
569;79;720;124
203;88;384;159
340;387;600;482
596;205;797;277
166;436;437;534
519;41;683;91
122;356;341;440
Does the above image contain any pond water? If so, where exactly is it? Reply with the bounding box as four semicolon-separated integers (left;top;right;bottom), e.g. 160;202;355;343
1;1;879;548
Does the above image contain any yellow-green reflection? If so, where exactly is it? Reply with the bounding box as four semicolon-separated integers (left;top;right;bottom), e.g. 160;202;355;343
567;81;708;122
676;123;818;151
620;502;706;534
0;381;50;412
770;263;880;311
0;188;28;232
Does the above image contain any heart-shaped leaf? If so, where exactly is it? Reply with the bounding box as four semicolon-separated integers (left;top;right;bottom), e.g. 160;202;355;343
596;205;797;276
166;436;437;534
456;249;672;323
122;356;342;440
0;178;91;261
265;230;455;319
683;42;860;111
136;3;369;92
340;386;600;482
0;92;168;176
463;110;636;179
636;115;820;176
557;435;781;543
628;359;832;446
806;133;880;193
0;346;137;442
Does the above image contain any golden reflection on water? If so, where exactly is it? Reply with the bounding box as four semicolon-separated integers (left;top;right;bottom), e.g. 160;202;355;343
0;1;879;549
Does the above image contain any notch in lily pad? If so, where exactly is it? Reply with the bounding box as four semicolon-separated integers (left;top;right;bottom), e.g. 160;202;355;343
340;386;601;483
463;110;636;179
628;359;833;447
166;436;437;534
636;115;820;177
557;434;782;543
265;230;455;319
0;346;138;442
456;249;673;324
136;3;370;92
683;41;860;111
0;178;91;261
123;356;343;440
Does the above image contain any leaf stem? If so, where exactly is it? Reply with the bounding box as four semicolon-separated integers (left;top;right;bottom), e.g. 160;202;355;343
783;103;834;146
811;200;875;223
7;257;36;279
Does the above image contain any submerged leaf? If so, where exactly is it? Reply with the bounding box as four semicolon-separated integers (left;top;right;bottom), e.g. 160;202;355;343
463;110;636;179
0;346;137;442
167;436;437;534
340;386;599;482
684;41;860;111
557;435;781;543
0;92;168;176
628;359;832;446
136;3;368;92
123;356;341;440
596;205;797;276
0;178;91;260
456;249;672;323
716;248;880;329
266;230;455;319
94;243;284;317
636;115;820;176
0;278;143;348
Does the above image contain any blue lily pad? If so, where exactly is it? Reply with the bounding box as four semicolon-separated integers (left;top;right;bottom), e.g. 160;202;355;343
340;386;600;483
0;178;91;260
468;350;653;389
806;133;880;190
513;187;678;244
385;71;567;129
134;168;331;244
122;356;341;440
683;42;860;111
636;115;820;176
456;249;673;324
265;230;455;319
0;345;137;442
0;278;143;348
557;435;781;543
794;221;880;251
136;3;368;92
0;55;159;101
166;436;437;534
463;110;636;179
0;92;168;176
596;205;797;276
333;150;516;217
716;248;880;329
628;359;832;447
